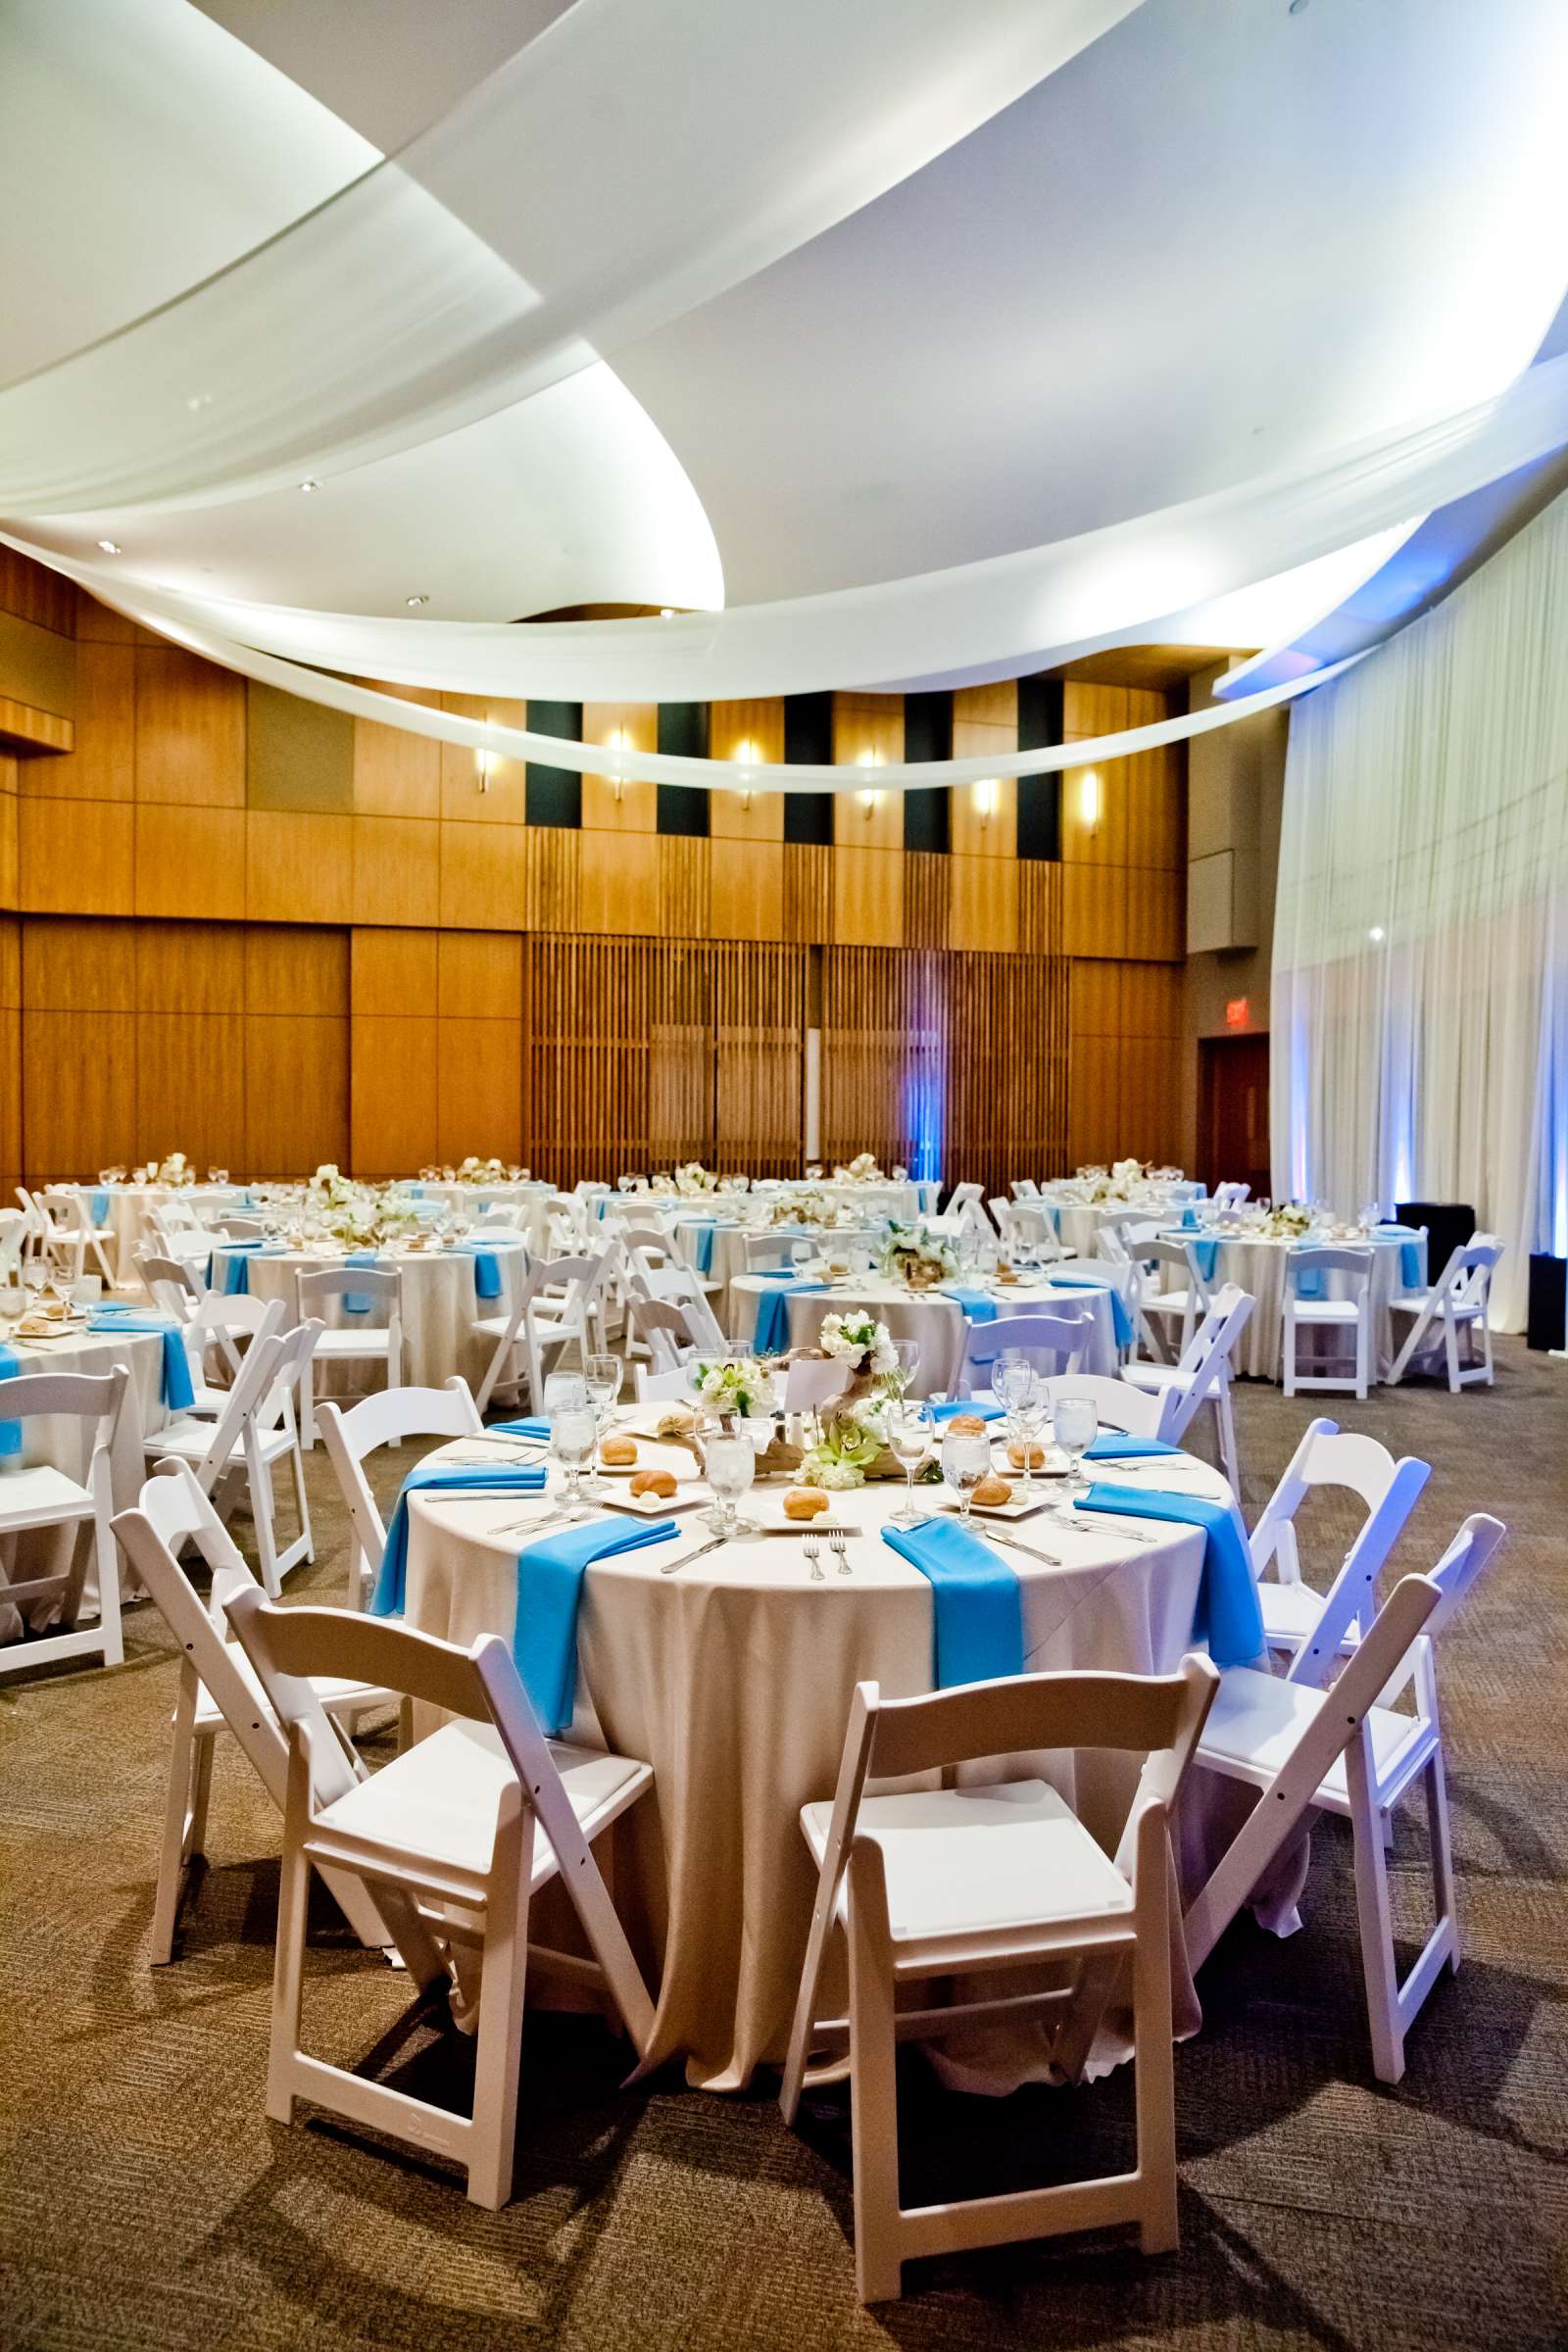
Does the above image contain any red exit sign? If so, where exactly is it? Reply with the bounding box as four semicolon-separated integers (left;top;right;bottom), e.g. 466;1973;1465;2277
1225;997;1250;1030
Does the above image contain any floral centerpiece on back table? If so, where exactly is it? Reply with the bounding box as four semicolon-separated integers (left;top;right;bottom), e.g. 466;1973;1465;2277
131;1151;195;1187
673;1160;720;1197
800;1310;906;1488
879;1219;958;1291
1261;1200;1314;1241
833;1152;886;1184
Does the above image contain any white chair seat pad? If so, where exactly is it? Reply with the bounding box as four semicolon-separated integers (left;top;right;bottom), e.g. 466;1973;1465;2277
1289;1298;1363;1323
318;1719;647;1885
148;1416;293;1465
314;1328;393;1356
802;1778;1131;1941
1200;1669;1424;1808
1122;1363;1190;1396
1257;1581;1333;1642
0;1463;94;1526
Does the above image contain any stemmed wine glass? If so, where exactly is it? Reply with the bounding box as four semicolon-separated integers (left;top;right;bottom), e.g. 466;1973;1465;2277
993;1349;1041;1491
584;1351;622;1493
940;1428;990;1524
888;1399;934;1526
890;1336;920;1400
1051;1393;1099;1507
550;1402;597;1517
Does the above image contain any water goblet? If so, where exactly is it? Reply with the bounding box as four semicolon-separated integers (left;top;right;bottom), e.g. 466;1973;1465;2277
704;1432;755;1537
583;1351;622;1491
1051;1394;1099;1505
888;1400;933;1525
550;1404;597;1514
544;1369;589;1413
940;1428;990;1524
890;1336;920;1399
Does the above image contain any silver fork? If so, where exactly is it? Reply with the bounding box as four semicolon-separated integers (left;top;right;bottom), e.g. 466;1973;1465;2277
829;1530;852;1576
803;1533;825;1582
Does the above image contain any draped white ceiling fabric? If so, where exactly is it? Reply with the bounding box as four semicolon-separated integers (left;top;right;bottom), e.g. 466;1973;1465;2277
0;0;1138;518
25;350;1568;705
1273;483;1568;1332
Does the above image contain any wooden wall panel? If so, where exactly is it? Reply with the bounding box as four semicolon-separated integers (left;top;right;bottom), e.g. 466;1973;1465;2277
38;642;133;801
246;810;354;925
20;798;134;914
0;758;16;913
708;839;784;941
134;804;246;920
135;649;244;807
832;846;904;947
1066;958;1183;1169
438;817;528;930
22;1009;139;1176
353;682;443;817
245;1012;349;1175
0;915;19;1194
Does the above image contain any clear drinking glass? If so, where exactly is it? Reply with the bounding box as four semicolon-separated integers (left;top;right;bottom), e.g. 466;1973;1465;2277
1051;1395;1099;1503
891;1337;920;1398
551;1406;597;1513
941;1429;990;1523
888;1401;933;1525
584;1351;622;1490
544;1370;589;1413
994;1351;1041;1488
704;1432;755;1536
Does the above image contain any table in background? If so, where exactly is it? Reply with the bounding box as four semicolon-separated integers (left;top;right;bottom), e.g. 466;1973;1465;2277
1157;1230;1425;1381
395;1182;552;1252
726;1271;1121;1391
209;1242;529;1391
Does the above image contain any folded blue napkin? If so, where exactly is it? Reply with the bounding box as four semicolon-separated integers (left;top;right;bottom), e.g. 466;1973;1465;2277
87;1309;195;1410
1290;1248;1327;1301
1189;1238;1220;1282
491;1416;551;1442
0;1342;21;1459
753;1278;827;1352
1376;1225;1426;1289
1083;1433;1180;1459
90;1189;111;1228
929;1396;1005;1424
939;1284;999;1324
409;1183;424;1198
1076;1485;1264;1666
514;1514;680;1735
454;1245;503;1299
882;1517;1024;1690
370;1462;549;1619
218;1237;270;1297
1180;1203;1200;1231
1048;1273;1134;1348
343;1248;379;1316
682;1219;717;1275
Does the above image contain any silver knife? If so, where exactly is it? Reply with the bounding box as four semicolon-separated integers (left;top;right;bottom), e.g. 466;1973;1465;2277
662;1530;729;1574
973;1524;1065;1568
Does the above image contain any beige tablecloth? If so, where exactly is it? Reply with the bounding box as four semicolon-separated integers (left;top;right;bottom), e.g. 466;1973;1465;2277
396;1183;553;1252
726;1272;1120;1393
91;1184;242;1283
208;1243;529;1391
1158;1231;1424;1381
402;1442;1231;2090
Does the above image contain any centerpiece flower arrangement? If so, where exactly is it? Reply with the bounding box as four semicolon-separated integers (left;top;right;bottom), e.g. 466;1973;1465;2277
307;1161;359;1211
689;1355;770;1421
799;1311;909;1489
833;1152;886;1184
1085;1155;1154;1204
132;1151;195;1187
456;1155;509;1185
673;1160;720;1197
1262;1200;1314;1240
879;1219;958;1290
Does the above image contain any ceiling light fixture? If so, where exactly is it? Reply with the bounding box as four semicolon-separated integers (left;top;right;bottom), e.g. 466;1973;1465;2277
96;539;122;555
1368;925;1387;943
298;478;320;494
975;778;999;827
405;594;429;607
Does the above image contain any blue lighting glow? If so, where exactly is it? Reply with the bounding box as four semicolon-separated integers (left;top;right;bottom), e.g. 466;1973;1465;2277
902;1058;944;1184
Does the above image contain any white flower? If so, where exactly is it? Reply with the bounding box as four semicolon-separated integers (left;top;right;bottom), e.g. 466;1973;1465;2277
811;1457;862;1491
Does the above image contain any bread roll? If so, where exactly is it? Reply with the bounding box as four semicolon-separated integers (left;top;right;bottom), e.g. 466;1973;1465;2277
1005;1439;1048;1470
972;1473;1013;1507
629;1468;677;1499
783;1487;830;1521
655;1405;695;1441
601;1434;638;1467
946;1412;989;1436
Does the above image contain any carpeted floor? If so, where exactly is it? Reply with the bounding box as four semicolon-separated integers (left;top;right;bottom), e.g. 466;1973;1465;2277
2;1344;1565;2351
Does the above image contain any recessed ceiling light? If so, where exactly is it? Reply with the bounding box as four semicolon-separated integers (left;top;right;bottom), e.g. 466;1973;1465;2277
185;391;212;414
1368;925;1387;943
660;607;675;618
96;539;122;555
405;593;429;607
299;478;320;494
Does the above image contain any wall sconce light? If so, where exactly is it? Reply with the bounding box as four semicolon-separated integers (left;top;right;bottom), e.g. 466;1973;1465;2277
856;745;883;820
1079;768;1102;832
474;747;492;793
736;737;758;810
608;723;631;805
975;778;999;828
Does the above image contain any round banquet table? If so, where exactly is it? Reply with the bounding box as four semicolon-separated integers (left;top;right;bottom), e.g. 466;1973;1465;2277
88;1183;243;1283
727;1270;1122;1393
667;1218;883;1322
395;1182;552;1251
401;1429;1247;2091
208;1241;528;1391
1158;1229;1425;1382
1021;1197;1184;1260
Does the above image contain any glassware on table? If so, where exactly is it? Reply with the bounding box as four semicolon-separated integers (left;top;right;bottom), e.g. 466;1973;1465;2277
993;1350;1041;1488
544;1370;590;1412
789;1235;813;1274
584;1352;623;1491
890;1336;920;1398
22;1260;47;1301
550;1405;598;1514
704;1431;755;1536
940;1428;990;1524
0;1280;24;1327
1051;1394;1099;1504
888;1400;934;1525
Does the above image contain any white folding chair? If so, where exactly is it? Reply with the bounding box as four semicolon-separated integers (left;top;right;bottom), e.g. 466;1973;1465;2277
317;1379;482;1610
148;1323;320;1591
626;1295;697;1373
178;1292;287;1417
780;1659;1218;2301
1249;1418;1431;1661
743;1231;798;1270
1010;1179;1040;1200
782;1356;854;1422
16;1186;75;1280
470;1214;530;1243
1184;1515;1504;2082
0;1367;129;1677
1387;1241;1501;1392
224;1591;659;2209
1282;1246;1375;1398
216;1213;267;1241
945;1182;993;1240
1211;1182;1250;1210
295;1265;404;1449
41;1187;117;1286
1123;1287;1253;1490
632;1359;697;1404
472;1250;611;1415
1036;1372;1178;1441
0;1205;31;1283
987;1197;1025;1250
956;1308;1090;1397
133;1248;201;1319
111;1461;400;1962
1134;1237;1212;1365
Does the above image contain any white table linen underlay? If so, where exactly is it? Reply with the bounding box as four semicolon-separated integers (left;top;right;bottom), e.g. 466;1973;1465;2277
0;1322;167;1630
726;1271;1120;1392
91;1184;241;1283
397;1182;553;1252
1157;1231;1425;1382
400;1433;1299;2093
208;1243;528;1392
666;1220;887;1325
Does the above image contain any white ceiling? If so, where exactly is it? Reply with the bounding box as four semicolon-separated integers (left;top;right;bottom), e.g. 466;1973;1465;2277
6;0;1568;665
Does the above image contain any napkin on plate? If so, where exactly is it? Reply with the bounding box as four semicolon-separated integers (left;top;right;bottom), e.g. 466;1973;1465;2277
1075;1484;1263;1666
881;1516;1024;1690
370;1462;548;1618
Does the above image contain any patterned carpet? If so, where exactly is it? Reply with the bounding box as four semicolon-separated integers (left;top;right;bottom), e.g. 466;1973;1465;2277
2;1343;1565;2351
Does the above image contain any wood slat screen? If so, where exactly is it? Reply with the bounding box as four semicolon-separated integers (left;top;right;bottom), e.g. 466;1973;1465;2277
520;936;806;1183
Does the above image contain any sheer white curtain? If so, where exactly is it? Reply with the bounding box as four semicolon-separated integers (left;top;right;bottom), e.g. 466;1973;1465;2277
1273;484;1568;1329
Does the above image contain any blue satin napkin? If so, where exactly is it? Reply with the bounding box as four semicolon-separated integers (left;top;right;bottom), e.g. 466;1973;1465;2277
939;1284;999;1324
1083;1432;1180;1460
90;1189;111;1228
1291;1248;1327;1301
1076;1484;1264;1666
1048;1273;1134;1348
882;1517;1024;1690
370;1462;549;1619
218;1238;270;1296
929;1396;1005;1424
343;1248;379;1315
1189;1238;1220;1282
753;1278;827;1352
513;1513;680;1735
1179;1202;1200;1230
491;1416;551;1442
87;1309;195;1410
1376;1225;1426;1289
681;1219;718;1275
0;1342;21;1459
454;1245;504;1299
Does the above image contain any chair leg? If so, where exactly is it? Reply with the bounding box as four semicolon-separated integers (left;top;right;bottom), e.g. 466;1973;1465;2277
268;1834;312;2125
152;1672;201;1965
466;1821;532;2210
1215;1386;1240;1492
847;1850;903;2304
1282;1310;1296;1397
1134;1881;1178;2255
289;1440;315;1565
1444;1311;1461;1395
1346;1731;1404;2083
300;1366;316;1452
1424;1744;1460;1978
92;1501;123;1669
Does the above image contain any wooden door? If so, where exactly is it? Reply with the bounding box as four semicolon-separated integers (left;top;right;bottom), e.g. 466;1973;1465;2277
1199;1033;1270;1198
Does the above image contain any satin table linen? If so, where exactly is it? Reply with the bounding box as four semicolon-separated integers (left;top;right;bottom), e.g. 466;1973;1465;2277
394;1180;553;1252
208;1241;528;1391
1156;1229;1426;1380
727;1271;1119;1392
399;1436;1248;2093
91;1183;243;1282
